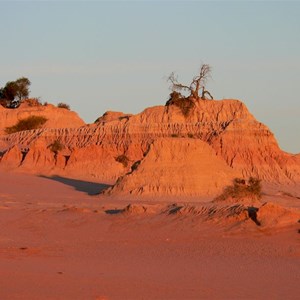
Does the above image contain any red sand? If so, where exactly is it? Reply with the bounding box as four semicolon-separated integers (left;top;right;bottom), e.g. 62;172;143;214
0;171;299;299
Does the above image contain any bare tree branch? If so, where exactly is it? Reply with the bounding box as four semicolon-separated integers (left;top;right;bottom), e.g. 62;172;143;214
201;88;214;100
167;64;212;100
167;72;191;92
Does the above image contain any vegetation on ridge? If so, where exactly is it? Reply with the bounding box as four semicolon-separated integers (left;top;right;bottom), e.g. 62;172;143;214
167;64;213;101
25;98;43;107
5;115;48;134
166;63;214;117
57;102;70;110
48;140;64;154
0;77;70;110
166;91;195;117
0;77;31;104
215;177;262;202
115;154;130;168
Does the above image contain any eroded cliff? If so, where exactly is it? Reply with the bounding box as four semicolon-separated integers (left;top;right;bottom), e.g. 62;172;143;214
0;99;299;196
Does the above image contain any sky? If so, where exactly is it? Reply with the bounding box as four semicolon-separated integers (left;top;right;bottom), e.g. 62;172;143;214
0;1;299;153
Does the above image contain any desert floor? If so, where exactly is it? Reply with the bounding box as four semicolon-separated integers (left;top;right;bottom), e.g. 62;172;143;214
0;170;299;300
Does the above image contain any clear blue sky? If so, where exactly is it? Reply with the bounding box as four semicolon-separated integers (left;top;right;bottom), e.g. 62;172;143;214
0;1;299;153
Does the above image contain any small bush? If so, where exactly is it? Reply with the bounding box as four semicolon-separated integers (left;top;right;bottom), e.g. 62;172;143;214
215;177;262;202
25;98;42;107
166;92;195;117
0;99;7;107
247;177;262;196
57;102;70;110
115;154;129;167
5;115;48;134
49;140;64;154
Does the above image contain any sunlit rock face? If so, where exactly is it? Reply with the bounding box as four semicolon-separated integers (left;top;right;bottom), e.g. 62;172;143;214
105;138;240;197
0;103;85;136
1;99;299;196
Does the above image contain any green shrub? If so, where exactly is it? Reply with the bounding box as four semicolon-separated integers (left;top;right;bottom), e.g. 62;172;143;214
57;102;70;110
5;115;48;134
215;177;262;202
49;140;64;154
115;154;129;167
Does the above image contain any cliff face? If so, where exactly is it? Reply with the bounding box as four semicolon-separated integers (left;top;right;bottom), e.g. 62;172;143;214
0;99;299;196
105;138;239;197
209;114;299;182
0;103;85;137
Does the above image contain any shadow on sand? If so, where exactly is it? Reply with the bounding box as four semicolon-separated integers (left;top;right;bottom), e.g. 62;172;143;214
40;175;111;195
105;209;125;215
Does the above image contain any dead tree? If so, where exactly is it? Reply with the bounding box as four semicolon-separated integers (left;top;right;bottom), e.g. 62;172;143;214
168;64;213;100
201;87;213;100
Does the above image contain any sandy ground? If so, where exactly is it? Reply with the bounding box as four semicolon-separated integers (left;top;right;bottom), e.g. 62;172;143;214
0;171;299;300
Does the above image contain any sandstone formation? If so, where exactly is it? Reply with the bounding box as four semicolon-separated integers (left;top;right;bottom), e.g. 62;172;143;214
0;99;300;197
257;202;300;227
95;111;132;123
105;138;239;197
0;102;85;137
0;145;23;169
64;145;125;181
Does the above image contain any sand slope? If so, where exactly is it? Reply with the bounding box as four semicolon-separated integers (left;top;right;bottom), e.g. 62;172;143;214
0;171;299;300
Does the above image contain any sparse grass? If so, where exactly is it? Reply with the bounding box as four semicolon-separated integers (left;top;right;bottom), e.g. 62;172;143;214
215;177;262;202
25;98;42;107
115;154;129;167
48;140;64;154
5;115;48;134
57;102;70;110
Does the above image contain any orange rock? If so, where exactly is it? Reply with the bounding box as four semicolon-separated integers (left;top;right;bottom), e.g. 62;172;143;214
20;139;56;172
95;111;132;123
257;202;300;227
64;145;125;182
106;138;240;197
0;99;299;191
0;103;85;136
0;145;23;169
